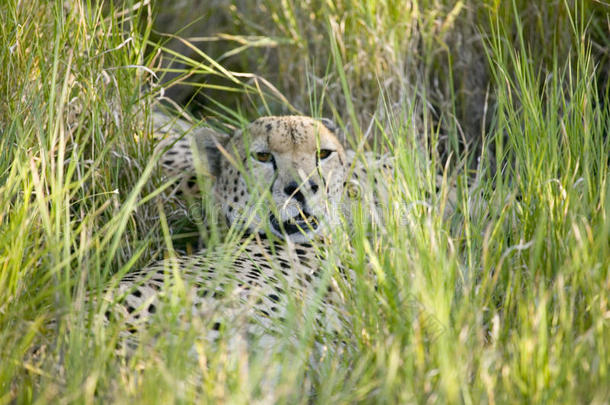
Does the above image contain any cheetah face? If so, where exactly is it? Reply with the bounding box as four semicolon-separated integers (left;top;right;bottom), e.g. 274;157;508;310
215;116;347;243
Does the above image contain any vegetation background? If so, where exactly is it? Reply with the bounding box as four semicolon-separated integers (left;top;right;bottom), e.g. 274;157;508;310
0;0;608;403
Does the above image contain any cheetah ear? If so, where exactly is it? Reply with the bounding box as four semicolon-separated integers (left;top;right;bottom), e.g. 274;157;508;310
191;127;230;178
319;118;347;145
319;118;338;134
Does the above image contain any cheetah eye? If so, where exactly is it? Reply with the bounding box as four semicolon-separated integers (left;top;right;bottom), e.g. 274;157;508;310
317;149;334;160
252;152;272;163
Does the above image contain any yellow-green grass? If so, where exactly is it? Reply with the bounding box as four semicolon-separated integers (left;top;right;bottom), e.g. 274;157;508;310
0;0;608;403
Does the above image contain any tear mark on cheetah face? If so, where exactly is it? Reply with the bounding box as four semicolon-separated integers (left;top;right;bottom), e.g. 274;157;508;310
215;116;347;243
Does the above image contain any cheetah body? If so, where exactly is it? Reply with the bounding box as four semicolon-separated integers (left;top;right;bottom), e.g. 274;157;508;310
105;115;355;347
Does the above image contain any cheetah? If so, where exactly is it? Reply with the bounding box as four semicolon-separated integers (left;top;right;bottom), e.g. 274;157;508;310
153;111;398;233
100;115;355;350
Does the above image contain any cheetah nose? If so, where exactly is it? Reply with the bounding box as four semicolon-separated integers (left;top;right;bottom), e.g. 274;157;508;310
284;181;298;196
284;180;319;199
284;181;305;205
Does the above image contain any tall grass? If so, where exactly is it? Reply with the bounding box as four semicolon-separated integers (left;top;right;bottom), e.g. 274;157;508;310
0;0;608;403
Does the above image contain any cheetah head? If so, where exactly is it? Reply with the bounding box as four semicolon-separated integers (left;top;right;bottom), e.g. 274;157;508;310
212;116;347;243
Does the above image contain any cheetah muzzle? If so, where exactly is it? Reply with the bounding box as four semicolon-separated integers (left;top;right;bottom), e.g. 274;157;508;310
269;210;319;236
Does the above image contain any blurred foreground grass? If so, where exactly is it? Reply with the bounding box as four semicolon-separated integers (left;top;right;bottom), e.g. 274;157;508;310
0;0;608;403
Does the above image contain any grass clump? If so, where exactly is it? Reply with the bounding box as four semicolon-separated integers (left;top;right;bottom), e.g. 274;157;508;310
0;0;608;403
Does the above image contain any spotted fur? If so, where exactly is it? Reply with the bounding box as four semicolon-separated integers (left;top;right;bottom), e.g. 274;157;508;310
102;237;346;348
103;115;354;350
